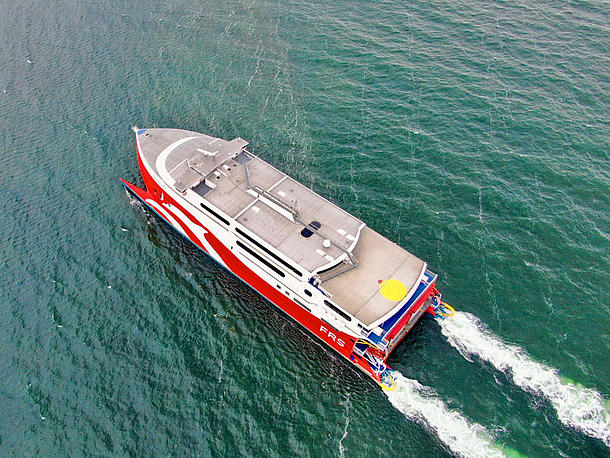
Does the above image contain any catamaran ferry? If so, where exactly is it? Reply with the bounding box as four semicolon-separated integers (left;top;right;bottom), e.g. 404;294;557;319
121;127;452;390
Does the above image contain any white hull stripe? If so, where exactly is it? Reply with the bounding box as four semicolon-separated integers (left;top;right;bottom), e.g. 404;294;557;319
166;204;227;267
155;136;199;185
145;199;187;236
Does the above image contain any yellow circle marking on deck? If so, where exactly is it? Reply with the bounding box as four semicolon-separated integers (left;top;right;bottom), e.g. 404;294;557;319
379;279;407;302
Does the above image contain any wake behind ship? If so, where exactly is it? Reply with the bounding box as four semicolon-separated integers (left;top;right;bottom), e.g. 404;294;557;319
122;127;450;389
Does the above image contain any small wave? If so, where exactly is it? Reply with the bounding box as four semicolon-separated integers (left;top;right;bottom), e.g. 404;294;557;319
385;372;504;457
124;188;141;207
338;393;351;458
439;311;610;447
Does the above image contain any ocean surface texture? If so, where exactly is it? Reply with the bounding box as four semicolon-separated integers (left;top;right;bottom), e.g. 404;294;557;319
1;0;608;456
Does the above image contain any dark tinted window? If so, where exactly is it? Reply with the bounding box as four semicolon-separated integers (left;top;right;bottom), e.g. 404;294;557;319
236;241;285;278
235;228;302;277
301;220;321;238
324;300;352;321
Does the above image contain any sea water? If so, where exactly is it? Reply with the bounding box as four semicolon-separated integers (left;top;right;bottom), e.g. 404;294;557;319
0;1;608;455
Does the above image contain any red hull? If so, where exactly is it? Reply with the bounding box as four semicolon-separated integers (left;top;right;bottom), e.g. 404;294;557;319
122;145;386;384
123;136;442;389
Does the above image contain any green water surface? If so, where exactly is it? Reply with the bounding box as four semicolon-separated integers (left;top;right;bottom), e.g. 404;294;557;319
1;0;608;456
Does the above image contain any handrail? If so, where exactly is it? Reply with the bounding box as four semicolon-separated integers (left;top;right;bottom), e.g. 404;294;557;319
294;215;358;267
239;149;359;274
318;259;359;282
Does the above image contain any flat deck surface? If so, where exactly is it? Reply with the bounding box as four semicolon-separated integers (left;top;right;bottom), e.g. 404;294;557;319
138;128;425;326
322;227;425;325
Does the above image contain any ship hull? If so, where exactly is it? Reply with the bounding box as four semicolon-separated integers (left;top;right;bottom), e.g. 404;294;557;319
123;132;436;389
120;178;388;384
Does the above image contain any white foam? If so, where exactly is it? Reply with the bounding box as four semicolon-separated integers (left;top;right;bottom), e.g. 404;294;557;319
385;372;503;457
338;394;351;458
439;311;610;447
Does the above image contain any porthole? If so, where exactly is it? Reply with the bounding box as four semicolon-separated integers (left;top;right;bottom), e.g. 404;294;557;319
304;289;312;297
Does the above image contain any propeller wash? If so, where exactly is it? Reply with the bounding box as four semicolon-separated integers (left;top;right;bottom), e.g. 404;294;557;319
439;311;610;446
385;372;505;457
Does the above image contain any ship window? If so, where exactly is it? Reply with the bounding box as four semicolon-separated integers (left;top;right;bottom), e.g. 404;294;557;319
235;228;302;277
324;300;352;322
200;203;229;225
304;289;312;297
236;241;285;278
294;298;311;312
301;220;321;238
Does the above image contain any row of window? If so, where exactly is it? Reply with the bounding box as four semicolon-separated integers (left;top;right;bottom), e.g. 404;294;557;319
324;300;352;322
235;227;303;278
236;241;285;278
199;201;303;278
200;202;229;226
199;199;352;323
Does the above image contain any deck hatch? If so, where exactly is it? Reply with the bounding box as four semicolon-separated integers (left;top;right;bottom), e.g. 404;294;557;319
193;181;213;196
301;220;321;238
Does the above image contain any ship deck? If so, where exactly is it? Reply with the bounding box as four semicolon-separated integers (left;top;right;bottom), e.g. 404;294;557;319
136;128;426;327
322;227;425;326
